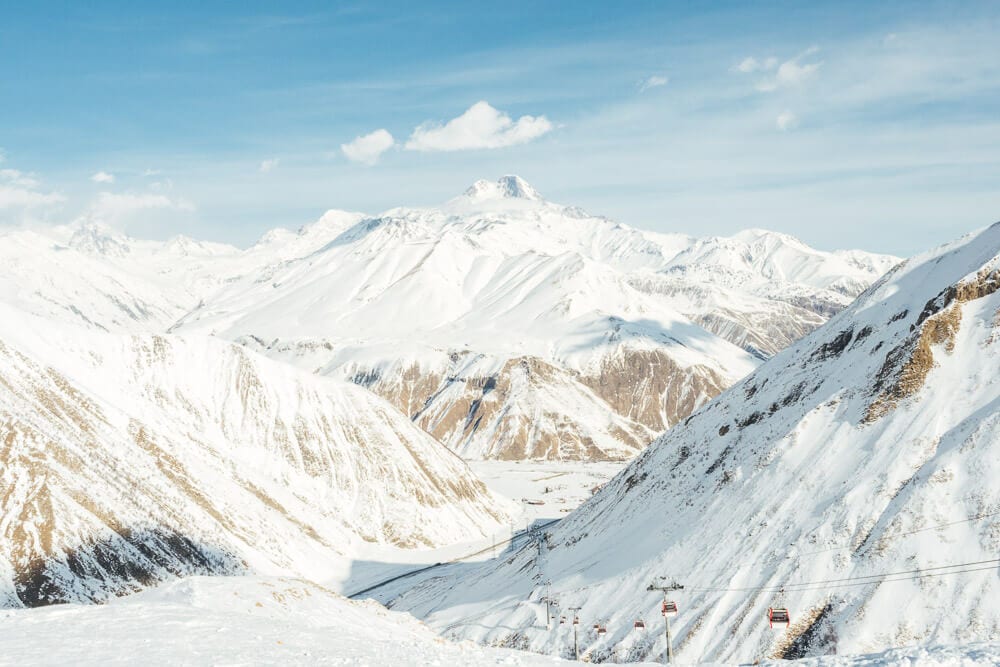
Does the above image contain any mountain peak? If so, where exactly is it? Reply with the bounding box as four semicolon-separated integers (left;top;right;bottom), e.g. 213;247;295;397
462;175;542;201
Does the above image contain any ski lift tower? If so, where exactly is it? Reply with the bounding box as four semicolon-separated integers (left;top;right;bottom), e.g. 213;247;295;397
647;579;684;665
568;606;582;660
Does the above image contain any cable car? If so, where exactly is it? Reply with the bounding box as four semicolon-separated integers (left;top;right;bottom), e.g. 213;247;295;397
560;616;566;625
662;601;678;616
768;607;790;628
573;616;579;625
634;619;646;630
593;623;600;631
597;625;607;635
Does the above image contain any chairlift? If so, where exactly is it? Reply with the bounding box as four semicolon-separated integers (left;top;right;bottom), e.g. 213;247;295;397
662;600;678;616
634;618;646;630
768;607;791;628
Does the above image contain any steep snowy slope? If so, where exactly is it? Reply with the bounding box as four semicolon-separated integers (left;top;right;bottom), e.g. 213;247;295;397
0;305;511;607
382;222;1000;663
171;177;894;460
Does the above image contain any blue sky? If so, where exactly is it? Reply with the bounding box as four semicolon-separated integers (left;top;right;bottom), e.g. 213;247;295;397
1;1;998;255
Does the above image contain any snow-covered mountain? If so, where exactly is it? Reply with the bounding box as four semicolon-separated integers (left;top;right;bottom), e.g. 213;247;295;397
382;222;1000;662
0;177;895;461
0;304;511;607
166;176;895;460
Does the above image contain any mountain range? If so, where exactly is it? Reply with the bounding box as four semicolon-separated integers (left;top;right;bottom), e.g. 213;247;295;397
0;176;898;461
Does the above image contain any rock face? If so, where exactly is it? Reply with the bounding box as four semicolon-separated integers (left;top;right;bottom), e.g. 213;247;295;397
0;306;511;607
383;223;1000;663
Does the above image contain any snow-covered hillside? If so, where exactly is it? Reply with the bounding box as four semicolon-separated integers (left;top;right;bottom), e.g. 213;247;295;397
167;176;895;460
0;305;511;607
381;223;1000;662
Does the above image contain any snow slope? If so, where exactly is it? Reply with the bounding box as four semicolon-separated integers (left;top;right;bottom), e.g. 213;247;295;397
0;576;578;666
168;176;894;460
381;222;1000;663
0;304;512;607
1;576;996;666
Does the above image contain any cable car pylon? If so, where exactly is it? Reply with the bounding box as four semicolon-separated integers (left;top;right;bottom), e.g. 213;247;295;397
648;579;684;665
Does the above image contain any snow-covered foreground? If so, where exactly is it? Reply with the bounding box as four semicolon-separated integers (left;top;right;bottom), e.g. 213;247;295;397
0;577;575;666
0;576;996;666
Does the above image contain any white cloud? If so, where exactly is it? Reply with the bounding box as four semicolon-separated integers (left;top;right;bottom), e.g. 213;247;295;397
88;192;193;222
0;185;64;209
0;166;60;211
735;56;778;73
259;158;279;173
776;111;799;131
0;169;41;189
90;171;116;184
341;129;395;165
639;75;669;92
757;48;822;92
405;101;553;152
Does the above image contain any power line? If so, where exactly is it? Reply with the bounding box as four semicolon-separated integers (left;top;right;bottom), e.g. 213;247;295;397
693;509;1000;577
685;557;1000;593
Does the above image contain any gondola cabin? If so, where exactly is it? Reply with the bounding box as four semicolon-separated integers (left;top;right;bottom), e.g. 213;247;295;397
573;616;579;625
634;619;646;630
662;601;678;616
597;626;607;635
768;607;791;628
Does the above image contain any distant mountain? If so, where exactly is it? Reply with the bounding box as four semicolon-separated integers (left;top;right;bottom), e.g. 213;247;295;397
171;177;897;460
0;178;896;461
384;222;1000;662
0;304;511;607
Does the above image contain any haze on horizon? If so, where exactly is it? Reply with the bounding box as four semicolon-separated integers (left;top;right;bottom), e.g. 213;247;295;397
1;1;998;256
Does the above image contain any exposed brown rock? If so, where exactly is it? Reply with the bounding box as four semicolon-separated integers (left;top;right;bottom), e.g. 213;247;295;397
865;267;1000;422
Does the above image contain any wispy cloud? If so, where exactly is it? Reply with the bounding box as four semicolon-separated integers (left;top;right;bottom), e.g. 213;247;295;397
88;192;192;222
776;111;799;131
754;47;822;92
0;167;61;211
90;171;116;184
405;101;552;152
639;74;669;92
258;158;279;173
341;129;395;165
1;169;42;189
734;56;778;73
